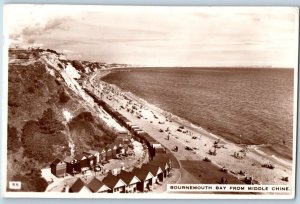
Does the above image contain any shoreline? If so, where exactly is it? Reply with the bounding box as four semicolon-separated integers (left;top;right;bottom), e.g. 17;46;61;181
99;69;293;162
88;69;293;187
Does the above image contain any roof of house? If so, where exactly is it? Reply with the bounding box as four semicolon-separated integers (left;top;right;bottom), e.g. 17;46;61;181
88;150;99;155
102;173;125;189
131;167;153;181
74;154;87;161
51;158;64;166
96;147;105;153
88;177;110;192
118;170;139;185
108;143;117;149
141;163;162;176
63;156;75;163
69;178;87;192
105;145;112;151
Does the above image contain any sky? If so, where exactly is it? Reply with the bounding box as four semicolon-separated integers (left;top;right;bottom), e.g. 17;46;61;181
4;5;299;67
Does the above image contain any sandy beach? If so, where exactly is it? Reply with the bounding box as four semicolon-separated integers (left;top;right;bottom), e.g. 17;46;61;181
86;70;293;190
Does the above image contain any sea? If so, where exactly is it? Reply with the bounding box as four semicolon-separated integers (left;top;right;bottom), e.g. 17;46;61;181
102;67;295;160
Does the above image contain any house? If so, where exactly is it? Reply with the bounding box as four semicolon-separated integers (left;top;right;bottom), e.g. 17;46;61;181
88;177;111;193
102;173;127;193
50;158;66;178
131;167;154;192
63;156;80;175
69;178;91;193
83;150;100;164
74;154;89;172
118;170;141;193
142;163;164;183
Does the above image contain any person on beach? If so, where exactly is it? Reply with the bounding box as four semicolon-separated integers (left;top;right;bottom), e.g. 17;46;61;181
167;133;170;140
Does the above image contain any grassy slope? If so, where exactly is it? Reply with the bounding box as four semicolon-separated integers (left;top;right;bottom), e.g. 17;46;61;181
7;50;116;192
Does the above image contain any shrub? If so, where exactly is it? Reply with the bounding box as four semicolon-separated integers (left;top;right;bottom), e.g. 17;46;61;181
59;91;70;103
71;60;85;73
7;126;21;151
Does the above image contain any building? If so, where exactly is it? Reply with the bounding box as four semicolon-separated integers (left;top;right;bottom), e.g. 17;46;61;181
83;150;100;164
142;163;164;183
108;143;118;158
74;154;89;172
102;173;127;193
152;156;171;178
117;130;129;141
97;148;107;162
82;151;97;167
115;142;125;154
88;177;111;193
105;145;113;160
69;178;91;193
50;158;66;178
118;170;141;193
131;167;154;192
63;156;80;175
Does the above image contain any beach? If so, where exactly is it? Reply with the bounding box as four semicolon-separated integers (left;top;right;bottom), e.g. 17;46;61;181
86;70;293;189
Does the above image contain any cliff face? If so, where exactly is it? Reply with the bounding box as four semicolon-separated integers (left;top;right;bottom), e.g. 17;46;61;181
7;48;117;192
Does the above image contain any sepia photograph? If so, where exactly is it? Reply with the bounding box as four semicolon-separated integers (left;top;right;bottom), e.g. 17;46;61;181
2;4;299;199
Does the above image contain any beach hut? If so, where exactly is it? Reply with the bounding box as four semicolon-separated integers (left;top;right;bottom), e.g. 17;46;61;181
102;173;127;193
74;154;89;172
116;131;129;141
83;150;100;164
105;145;113;160
63;156;80;175
69;178;91;193
113;142;125;155
155;147;167;155
96;148;107;162
88;177;111;193
110;143;118;158
118;170;141;193
131;167;154;192
82;151;97;167
152;156;171;177
142;163;164;183
50;158;66;178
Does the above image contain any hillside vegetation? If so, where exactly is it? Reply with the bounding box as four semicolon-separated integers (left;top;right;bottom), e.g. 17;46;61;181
7;48;117;192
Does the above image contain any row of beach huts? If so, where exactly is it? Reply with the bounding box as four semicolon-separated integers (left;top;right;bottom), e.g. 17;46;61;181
51;136;132;177
68;154;172;193
51;86;173;193
84;87;166;158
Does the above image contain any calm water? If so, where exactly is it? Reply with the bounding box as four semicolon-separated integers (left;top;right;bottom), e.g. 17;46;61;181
102;68;294;160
